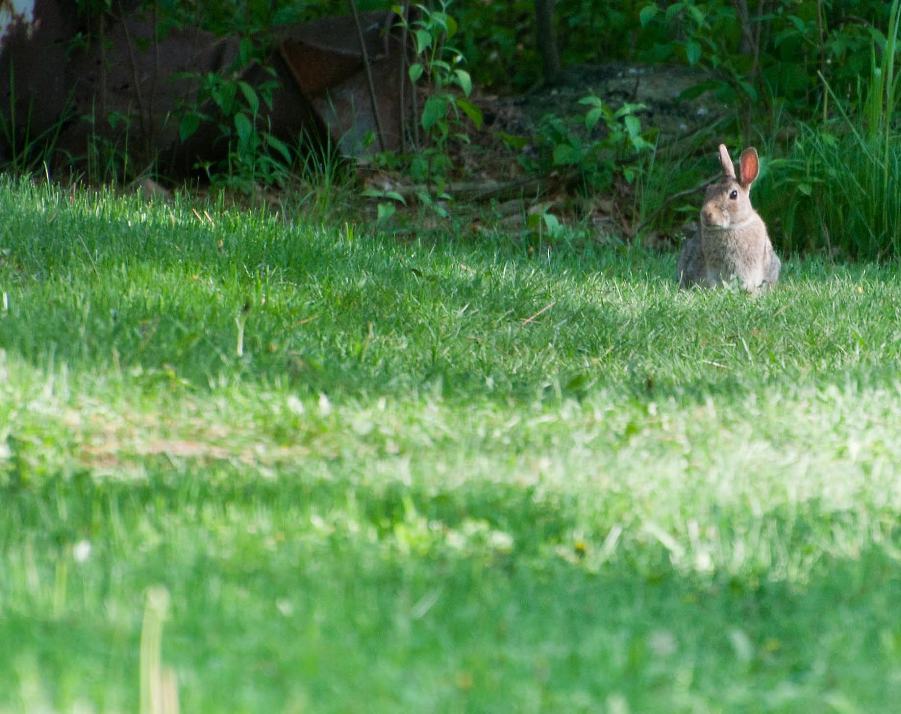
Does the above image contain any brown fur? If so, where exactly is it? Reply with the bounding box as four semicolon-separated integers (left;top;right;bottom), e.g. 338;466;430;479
677;144;781;294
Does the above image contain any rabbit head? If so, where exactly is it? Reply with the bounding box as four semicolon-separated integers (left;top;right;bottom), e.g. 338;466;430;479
700;144;760;230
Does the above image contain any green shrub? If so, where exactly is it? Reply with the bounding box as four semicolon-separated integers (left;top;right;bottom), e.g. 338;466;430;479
757;0;900;260
522;96;655;193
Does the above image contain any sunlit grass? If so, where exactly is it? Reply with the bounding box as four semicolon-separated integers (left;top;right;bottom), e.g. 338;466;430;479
0;177;899;712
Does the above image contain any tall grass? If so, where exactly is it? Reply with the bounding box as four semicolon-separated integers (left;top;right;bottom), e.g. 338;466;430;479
758;0;901;260
759;127;901;260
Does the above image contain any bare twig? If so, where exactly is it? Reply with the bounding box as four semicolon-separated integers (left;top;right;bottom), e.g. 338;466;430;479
374;177;546;203
752;0;768;77
398;2;410;153
522;301;557;326
732;0;759;137
150;0;160;155
732;0;755;57
411;73;420;149
649;115;731;162
117;1;148;153
99;12;108;121
348;0;387;151
816;0;828;121
632;176;712;236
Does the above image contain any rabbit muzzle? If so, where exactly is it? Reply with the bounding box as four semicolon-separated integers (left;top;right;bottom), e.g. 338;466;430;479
700;206;730;229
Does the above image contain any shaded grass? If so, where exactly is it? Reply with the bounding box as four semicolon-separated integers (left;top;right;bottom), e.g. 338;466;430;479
0;177;900;712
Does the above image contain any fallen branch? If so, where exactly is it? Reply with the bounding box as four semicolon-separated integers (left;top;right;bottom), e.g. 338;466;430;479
377;177;547;203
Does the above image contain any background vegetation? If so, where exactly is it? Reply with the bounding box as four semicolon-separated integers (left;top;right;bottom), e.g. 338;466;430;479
54;0;899;259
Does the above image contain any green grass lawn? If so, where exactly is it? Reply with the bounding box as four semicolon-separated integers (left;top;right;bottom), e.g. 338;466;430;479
0;177;899;712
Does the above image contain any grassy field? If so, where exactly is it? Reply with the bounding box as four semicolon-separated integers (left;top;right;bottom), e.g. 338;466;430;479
0;177;899;712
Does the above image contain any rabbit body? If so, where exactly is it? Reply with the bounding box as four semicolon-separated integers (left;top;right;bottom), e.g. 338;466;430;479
677;144;780;293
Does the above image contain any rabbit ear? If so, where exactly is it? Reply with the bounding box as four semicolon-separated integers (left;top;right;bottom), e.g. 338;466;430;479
718;144;736;178
739;147;759;186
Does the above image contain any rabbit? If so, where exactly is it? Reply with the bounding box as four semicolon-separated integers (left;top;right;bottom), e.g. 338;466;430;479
677;143;780;294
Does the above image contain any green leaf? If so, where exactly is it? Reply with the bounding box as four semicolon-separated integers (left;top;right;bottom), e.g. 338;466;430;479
688;5;705;26
738;79;759;100
179;113;201;142
615;102;647;118
431;12;448;31
624;114;642;139
553;143;581;166
414;29;432;54
211;81;237;114
623;115;653;151
498;131;528;150
677;79;719;100
456;98;483;129
788;15;808;34
665;2;684;21
238;37;254;66
265;134;292;163
408;63;424;83
454;69;472;97
376;202;396;222
362;189;407;205
585;107;604;130
234;112;253;145
578;95;604;108
238;81;259;115
684;39;701;65
446;14;458;38
421;95;449;131
639;4;659;27
542;212;563;238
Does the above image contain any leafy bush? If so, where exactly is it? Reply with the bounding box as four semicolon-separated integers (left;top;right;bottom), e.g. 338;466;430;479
637;1;894;123
401;0;483;188
524;97;654;193
452;1;896;119
178;51;294;192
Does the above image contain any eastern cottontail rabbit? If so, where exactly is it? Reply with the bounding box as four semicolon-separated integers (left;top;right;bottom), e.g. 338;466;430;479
677;144;780;293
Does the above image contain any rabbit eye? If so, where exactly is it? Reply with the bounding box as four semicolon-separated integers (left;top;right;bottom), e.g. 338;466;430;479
729;190;738;200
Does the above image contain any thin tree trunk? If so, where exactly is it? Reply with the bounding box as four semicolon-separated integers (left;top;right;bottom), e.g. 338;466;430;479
535;0;561;86
733;0;755;57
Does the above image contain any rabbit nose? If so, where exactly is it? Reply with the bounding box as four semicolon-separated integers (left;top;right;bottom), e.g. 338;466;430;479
701;208;715;224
